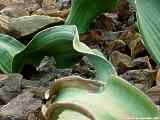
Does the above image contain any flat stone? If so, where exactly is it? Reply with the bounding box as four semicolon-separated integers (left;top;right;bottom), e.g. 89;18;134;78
0;0;40;14
0;74;23;105
147;85;160;105
128;33;144;57
56;0;71;9
121;69;157;91
33;8;68;18
0;0;14;6
132;56;149;69
0;15;10;33
104;39;126;55
119;31;145;57
116;0;130;20
102;31;120;41
110;51;133;74
0;15;64;38
0;6;30;18
0;88;45;119
41;0;56;9
10;15;63;37
95;13;117;32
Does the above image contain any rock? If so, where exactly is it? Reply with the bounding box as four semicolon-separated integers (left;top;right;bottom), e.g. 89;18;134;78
146;85;160;105
33;8;69;18
56;0;71;9
120;69;157;91
0;15;64;38
0;74;23;105
36;56;72;85
37;56;55;72
21;79;41;89
72;58;96;79
0;0;41;15
132;56;150;69
104;40;126;55
110;51;133;74
54;68;72;78
80;30;104;51
0;15;10;33
27;112;37;120
102;31;120;41
23;0;40;13
134;84;145;90
95;13;117;32
0;115;25;120
0;88;45;119
41;0;56;9
37;56;95;83
128;33;144;57
35;0;43;6
20;56;73;88
0;0;13;6
116;0;130;20
10;15;63;37
119;31;145;57
0;4;5;10
0;6;30;18
27;108;46;120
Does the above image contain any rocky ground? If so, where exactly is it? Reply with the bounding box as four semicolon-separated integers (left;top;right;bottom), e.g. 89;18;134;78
0;0;159;119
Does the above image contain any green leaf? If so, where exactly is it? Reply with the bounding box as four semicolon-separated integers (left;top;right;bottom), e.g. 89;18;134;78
72;28;117;80
14;25;116;78
0;25;159;119
42;76;159;120
12;25;83;72
0;25;116;77
135;0;160;66
0;34;25;73
65;0;117;32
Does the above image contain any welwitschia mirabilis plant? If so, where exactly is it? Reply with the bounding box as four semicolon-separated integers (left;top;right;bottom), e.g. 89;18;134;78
65;0;117;32
0;25;159;119
39;26;159;120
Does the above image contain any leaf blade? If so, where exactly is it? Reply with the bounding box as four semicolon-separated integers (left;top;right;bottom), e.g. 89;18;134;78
43;76;159;120
0;34;25;73
135;0;160;66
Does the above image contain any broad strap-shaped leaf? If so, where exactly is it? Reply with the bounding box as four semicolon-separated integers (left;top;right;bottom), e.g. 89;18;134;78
42;76;159;120
0;34;25;73
0;25;158;119
12;26;83;72
135;0;160;66
0;25;116;78
13;25;116;78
